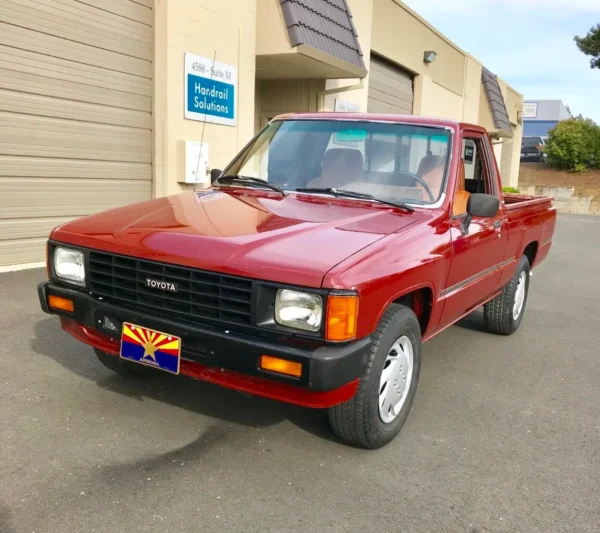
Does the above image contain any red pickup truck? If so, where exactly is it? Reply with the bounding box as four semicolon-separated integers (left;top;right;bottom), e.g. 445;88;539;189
38;113;556;449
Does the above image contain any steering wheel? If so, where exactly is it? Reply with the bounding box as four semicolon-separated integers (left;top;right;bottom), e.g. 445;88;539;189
400;171;436;203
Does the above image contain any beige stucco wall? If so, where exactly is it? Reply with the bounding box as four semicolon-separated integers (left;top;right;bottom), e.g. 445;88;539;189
322;0;375;113
500;79;522;126
493;78;523;187
154;0;523;195
413;76;463;120
462;56;483;125
154;0;257;196
255;79;325;129
508;122;523;188
371;0;465;97
256;0;291;57
502;82;524;188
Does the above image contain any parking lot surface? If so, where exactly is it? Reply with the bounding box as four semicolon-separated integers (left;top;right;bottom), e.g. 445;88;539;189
1;214;599;533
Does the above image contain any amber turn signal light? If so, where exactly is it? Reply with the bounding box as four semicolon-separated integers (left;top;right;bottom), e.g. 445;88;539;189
260;355;302;378
48;295;74;312
326;295;359;341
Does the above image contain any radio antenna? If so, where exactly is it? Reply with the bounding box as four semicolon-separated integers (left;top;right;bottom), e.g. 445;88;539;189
194;50;217;192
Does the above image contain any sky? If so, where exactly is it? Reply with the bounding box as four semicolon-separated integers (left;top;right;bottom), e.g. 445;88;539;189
402;0;600;122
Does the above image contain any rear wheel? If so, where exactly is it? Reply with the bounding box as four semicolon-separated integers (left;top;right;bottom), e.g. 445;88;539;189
94;348;151;377
484;255;531;335
328;305;422;449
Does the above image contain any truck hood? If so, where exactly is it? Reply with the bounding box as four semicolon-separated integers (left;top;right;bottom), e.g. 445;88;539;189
51;190;422;287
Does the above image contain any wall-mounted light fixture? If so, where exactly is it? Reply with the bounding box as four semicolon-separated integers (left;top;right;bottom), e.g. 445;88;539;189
423;50;437;64
517;110;523;125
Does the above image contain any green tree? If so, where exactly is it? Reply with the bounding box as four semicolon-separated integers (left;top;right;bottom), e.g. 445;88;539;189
573;114;597;127
575;24;600;69
544;118;600;172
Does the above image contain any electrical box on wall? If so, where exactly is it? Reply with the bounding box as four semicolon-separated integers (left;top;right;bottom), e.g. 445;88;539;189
179;141;209;185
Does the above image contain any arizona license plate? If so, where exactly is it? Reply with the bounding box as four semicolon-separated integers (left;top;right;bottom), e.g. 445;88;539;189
120;322;181;374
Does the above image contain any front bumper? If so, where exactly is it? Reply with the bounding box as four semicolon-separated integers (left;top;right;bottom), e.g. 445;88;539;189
38;281;371;408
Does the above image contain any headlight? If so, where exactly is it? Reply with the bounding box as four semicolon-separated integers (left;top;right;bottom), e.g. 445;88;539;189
275;289;323;332
54;247;85;285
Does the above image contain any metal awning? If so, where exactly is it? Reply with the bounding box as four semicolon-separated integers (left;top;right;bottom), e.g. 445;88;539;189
482;68;513;138
275;0;367;78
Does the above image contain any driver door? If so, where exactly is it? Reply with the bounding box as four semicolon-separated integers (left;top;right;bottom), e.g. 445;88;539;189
438;131;509;329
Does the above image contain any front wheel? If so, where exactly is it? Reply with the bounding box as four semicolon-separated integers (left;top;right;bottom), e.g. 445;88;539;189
484;255;531;335
328;305;422;449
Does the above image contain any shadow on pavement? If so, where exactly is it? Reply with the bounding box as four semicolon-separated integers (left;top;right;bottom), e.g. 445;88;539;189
453;309;489;334
29;317;337;444
0;503;17;533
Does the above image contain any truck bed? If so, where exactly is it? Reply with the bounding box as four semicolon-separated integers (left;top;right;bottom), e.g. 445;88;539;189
501;193;556;273
503;193;553;212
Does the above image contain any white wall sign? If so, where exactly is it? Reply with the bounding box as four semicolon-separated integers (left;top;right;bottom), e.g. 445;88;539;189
522;102;538;119
184;53;237;127
334;98;360;113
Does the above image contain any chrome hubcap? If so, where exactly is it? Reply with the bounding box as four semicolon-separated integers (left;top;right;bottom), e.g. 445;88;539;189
513;271;527;320
378;336;414;424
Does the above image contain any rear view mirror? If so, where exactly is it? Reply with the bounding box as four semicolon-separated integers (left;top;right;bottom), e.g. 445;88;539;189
210;168;222;183
462;193;500;235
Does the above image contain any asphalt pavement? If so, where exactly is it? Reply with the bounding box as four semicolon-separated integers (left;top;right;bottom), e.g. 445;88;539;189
1;214;599;533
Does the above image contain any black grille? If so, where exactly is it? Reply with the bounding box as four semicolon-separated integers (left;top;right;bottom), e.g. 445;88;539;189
88;251;253;327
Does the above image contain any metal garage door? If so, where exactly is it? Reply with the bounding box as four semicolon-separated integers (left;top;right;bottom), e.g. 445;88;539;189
368;54;413;115
0;0;153;267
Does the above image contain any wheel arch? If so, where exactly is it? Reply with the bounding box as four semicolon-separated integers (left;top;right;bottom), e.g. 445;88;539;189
523;241;539;267
377;282;436;338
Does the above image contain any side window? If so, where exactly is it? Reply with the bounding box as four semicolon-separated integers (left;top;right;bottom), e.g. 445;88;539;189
463;138;495;194
462;139;489;194
454;136;495;216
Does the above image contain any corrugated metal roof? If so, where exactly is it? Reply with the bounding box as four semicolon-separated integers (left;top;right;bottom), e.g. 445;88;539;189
279;0;365;70
481;68;512;134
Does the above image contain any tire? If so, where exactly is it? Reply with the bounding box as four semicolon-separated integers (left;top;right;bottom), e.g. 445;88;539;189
94;348;152;377
484;255;531;335
328;305;422;449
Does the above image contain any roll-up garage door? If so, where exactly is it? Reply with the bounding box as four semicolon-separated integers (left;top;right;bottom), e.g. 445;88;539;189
0;0;154;267
368;54;413;115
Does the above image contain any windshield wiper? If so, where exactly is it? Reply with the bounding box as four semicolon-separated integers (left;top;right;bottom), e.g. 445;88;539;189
294;187;415;212
215;175;286;196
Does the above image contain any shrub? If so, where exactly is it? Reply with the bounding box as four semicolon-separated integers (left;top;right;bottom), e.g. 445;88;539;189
544;117;600;172
502;186;520;194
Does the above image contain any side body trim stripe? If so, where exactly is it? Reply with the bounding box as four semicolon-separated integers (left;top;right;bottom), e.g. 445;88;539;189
440;257;515;298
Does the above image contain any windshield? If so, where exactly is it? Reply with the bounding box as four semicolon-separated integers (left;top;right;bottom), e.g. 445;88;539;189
223;120;452;205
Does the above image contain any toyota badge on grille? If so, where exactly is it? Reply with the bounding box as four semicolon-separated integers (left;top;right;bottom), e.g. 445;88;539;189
145;278;178;292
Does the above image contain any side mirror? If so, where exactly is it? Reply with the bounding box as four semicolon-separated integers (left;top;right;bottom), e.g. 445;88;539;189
210;168;223;184
467;193;499;217
462;193;500;235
